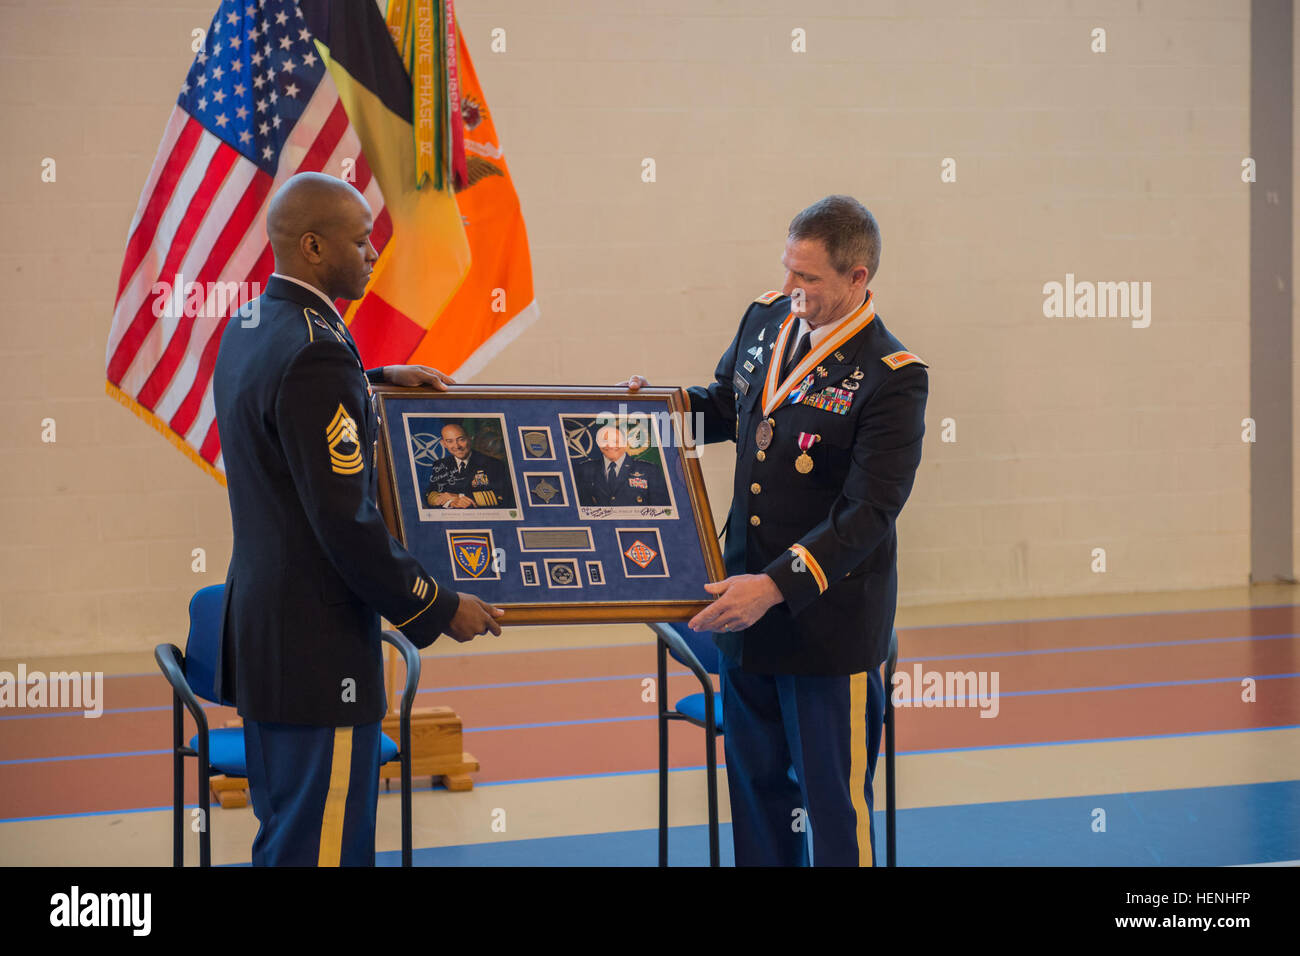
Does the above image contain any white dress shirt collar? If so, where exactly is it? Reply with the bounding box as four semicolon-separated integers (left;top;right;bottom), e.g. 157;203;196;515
272;272;341;321
795;294;869;350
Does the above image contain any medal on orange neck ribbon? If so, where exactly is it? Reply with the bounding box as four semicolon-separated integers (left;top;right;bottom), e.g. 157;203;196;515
795;432;820;474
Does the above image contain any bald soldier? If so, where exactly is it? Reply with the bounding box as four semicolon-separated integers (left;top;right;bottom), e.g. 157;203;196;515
424;422;516;509
213;172;504;867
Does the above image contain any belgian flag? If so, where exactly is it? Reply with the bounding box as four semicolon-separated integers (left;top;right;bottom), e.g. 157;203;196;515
302;0;536;375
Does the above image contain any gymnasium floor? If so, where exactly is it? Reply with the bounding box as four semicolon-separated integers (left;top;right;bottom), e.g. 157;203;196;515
1;584;1298;867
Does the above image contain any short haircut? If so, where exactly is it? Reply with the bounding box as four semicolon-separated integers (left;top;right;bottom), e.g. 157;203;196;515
787;195;881;283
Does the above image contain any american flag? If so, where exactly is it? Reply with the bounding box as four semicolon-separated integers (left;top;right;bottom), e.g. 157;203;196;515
105;0;391;481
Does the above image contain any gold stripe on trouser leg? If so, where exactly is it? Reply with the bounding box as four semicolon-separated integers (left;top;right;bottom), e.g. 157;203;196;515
317;727;354;867
849;672;872;867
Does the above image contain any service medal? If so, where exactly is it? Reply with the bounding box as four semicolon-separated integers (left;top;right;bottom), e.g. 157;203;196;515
795;432;820;474
755;418;774;450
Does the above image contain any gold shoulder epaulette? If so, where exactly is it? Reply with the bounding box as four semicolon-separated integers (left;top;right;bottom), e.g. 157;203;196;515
881;350;927;370
754;290;783;305
304;308;343;344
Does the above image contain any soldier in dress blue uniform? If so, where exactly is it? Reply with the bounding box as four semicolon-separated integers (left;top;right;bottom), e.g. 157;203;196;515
625;195;928;866
424;422;515;509
574;424;669;507
213;172;504;867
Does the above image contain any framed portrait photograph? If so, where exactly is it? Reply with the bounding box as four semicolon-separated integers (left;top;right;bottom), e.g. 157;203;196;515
373;385;726;624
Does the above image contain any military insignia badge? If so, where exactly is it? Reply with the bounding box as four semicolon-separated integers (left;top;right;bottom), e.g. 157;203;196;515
754;290;783;305
447;535;488;580
795;433;820;474
882;350;927;370
617;528;668;577
447;530;496;582
789;373;816;405
520;428;553;459
816;365;828;378
757;327;766;342
850;367;865;380
628;474;649;490
305;309;344;343
545;558;581;589
834;350;847;363
532;478;559;503
744;361;755;373
746;344;766;365
802;387;854;415
526;472;568;507
326;403;363;475
471;470;490;488
843;378;860;390
625;539;658;569
586;561;605;585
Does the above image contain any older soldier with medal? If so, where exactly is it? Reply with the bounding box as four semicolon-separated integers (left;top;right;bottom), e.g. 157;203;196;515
623;195;928;867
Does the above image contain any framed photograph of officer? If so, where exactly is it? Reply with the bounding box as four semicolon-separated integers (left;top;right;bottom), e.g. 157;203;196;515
401;414;521;521
559;413;676;518
372;385;725;624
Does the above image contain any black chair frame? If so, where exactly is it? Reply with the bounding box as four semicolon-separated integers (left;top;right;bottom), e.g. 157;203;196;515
154;628;422;867
651;624;900;868
650;622;721;868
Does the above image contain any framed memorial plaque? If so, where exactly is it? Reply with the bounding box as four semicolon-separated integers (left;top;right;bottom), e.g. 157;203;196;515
373;385;725;624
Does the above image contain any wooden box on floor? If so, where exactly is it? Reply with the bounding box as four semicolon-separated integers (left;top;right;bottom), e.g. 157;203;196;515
209;644;480;805
380;705;479;792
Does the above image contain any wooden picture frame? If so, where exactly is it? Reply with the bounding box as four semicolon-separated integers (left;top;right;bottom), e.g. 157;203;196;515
374;385;725;624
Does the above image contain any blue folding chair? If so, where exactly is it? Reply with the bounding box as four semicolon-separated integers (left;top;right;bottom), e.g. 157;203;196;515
650;621;900;867
649;621;723;867
154;584;422;866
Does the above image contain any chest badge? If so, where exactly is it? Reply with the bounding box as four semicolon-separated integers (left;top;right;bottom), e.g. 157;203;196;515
795;432;820;474
789;373;816;405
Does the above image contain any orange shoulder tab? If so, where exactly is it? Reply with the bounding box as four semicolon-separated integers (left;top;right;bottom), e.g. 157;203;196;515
881;350;927;370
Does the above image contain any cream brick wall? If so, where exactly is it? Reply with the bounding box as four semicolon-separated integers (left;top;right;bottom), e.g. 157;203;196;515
0;0;1260;656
